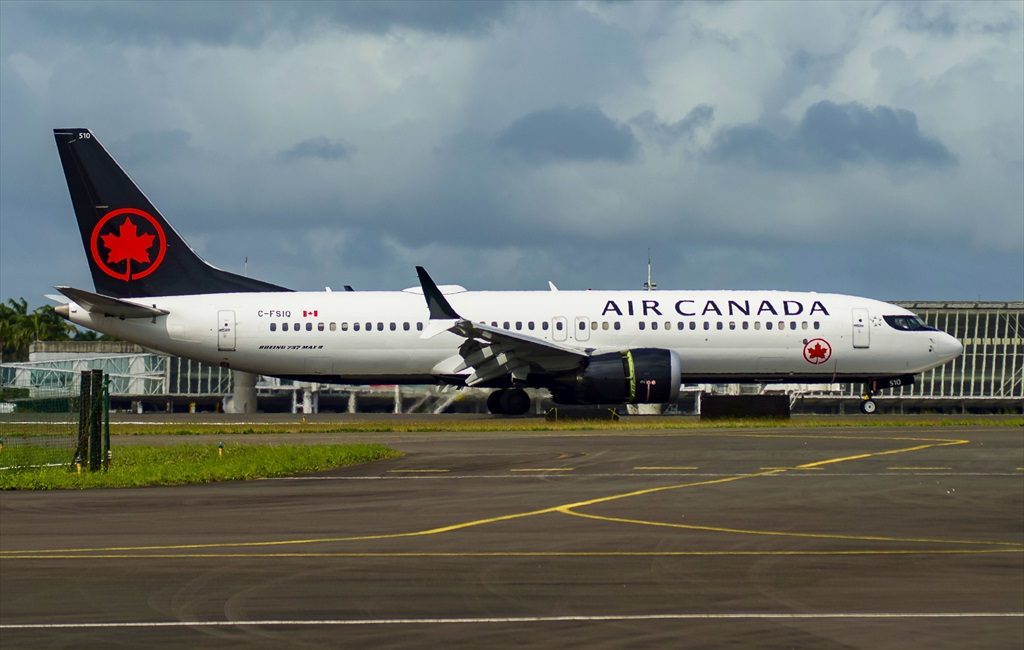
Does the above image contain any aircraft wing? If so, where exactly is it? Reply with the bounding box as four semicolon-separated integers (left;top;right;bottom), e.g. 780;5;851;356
56;286;169;319
416;267;587;386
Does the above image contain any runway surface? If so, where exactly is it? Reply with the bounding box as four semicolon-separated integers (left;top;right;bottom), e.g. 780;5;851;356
2;424;1022;648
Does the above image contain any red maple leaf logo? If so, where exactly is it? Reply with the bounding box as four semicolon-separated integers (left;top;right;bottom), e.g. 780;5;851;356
100;217;155;266
807;343;828;360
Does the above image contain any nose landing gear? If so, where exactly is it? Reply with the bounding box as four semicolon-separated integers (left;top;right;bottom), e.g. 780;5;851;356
487;388;531;416
859;395;878;414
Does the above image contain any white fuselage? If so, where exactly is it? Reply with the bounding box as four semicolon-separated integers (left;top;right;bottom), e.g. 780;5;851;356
63;287;963;386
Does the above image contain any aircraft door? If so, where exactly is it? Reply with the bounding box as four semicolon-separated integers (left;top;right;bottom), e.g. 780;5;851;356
852;308;870;349
552;316;568;342
218;310;236;351
575;317;591;342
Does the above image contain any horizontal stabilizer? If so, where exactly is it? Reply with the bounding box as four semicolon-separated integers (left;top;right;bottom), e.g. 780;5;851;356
56;286;169;319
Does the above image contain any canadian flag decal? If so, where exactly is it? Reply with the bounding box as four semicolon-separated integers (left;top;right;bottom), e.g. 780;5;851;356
303;310;318;317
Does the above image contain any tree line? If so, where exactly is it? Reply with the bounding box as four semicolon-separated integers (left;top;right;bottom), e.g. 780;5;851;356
0;298;112;362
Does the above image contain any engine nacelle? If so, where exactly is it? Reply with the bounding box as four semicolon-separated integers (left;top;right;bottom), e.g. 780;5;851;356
550;348;682;405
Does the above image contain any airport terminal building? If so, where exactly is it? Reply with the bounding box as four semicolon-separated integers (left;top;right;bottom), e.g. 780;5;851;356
2;301;1021;415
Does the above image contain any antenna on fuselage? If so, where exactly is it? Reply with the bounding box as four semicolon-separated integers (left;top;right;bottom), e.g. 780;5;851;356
643;249;656;291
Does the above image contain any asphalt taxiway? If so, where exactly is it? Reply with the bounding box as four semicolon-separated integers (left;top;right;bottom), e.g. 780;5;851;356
1;424;1022;648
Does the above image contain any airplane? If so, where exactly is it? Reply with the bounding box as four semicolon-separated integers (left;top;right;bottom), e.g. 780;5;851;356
50;128;963;415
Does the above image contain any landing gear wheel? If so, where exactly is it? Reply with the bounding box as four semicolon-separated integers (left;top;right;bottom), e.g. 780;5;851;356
487;389;506;414
499;388;531;416
860;398;877;415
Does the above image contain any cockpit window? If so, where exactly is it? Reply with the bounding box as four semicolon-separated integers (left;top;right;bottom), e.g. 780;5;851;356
883;315;935;332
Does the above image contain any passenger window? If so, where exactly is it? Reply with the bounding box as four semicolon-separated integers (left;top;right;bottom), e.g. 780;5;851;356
742;322;749;330
677;322;684;330
341;322;348;331
555;321;563;331
703;322;710;331
579;321;586;331
591;321;598;330
813;321;820;330
377;322;384;331
602;322;609;330
729;322;735;330
639;322;646;330
294;322;300;331
716;322;723;330
403;322;410;331
766;322;773;330
317;322;325;331
754;322;761;330
491;321;497;327
389;322;396;331
353;323;360;331
365;322;371;331
613;322;621;331
543;322;549;331
790;322;797;330
503;321;510;329
528;322;535;330
329;322;337;332
801;321;808;330
516;321;523;330
651;322;658;331
270;323;277;332
664;322;671;330
689;322;696;331
303;322;310;331
417;322;424;331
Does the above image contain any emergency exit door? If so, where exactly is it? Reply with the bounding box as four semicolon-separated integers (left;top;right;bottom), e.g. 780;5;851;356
218;310;236;351
852;308;870;349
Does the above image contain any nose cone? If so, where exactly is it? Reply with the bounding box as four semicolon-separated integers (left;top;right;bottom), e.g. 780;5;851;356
937;334;964;361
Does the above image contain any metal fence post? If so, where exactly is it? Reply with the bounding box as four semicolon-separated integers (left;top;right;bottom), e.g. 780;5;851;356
89;369;103;471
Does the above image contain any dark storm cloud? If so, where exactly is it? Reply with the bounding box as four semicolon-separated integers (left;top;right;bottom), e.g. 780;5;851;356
496;106;639;164
11;0;511;46
631;105;714;148
706;101;955;170
279;137;353;162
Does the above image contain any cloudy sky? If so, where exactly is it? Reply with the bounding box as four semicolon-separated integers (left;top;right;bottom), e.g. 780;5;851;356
1;0;1021;306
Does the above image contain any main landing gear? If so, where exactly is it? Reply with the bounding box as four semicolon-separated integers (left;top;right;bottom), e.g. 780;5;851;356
487;388;531;416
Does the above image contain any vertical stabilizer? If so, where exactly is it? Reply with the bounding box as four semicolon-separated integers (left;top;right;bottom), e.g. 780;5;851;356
54;128;290;298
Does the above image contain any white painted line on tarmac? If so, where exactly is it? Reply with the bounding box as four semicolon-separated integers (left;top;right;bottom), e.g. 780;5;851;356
3;612;1021;630
265;472;1024;481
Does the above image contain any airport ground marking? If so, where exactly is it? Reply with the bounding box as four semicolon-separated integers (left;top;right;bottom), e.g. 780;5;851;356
0;433;998;558
387;469;450;473
3;549;1021;560
635;466;698;470
511;468;575;472
888;467;952;471
3;613;1021;630
558;509;1023;549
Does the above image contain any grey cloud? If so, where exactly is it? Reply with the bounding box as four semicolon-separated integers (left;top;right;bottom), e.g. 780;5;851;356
706;101;955;170
496;106;639;164
898;2;1022;36
631;105;714;148
279;137;353;162
113;130;195;166
11;0;511;47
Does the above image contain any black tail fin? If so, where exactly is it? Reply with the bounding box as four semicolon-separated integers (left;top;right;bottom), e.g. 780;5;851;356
54;128;290;298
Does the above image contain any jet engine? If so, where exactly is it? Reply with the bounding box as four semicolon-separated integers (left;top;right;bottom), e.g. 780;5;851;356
550;348;682;405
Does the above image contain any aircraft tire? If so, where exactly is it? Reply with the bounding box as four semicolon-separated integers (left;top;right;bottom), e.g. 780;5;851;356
487;389;507;414
860;399;877;415
500;388;531;416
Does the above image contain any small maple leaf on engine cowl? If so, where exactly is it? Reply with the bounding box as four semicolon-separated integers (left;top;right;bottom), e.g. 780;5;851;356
101;217;155;265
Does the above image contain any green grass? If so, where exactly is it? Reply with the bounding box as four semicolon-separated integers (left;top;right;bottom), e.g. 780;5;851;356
0;443;400;490
2;415;1021;439
104;415;1024;435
